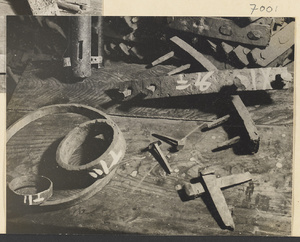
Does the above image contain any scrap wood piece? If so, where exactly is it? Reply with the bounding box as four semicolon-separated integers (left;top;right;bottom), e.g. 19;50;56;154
167;64;191;76
151;51;174;66
249;21;295;67
170;36;218;71
118;67;292;100
27;0;60;15
168;17;272;47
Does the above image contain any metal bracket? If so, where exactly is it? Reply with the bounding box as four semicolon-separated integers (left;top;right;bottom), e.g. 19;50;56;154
63;56;103;67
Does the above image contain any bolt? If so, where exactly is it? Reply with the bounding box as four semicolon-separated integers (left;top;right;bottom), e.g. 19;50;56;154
278;35;289;44
247;30;262;40
219;25;232;36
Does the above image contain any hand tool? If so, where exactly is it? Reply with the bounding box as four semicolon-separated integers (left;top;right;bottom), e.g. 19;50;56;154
183;168;252;230
148;140;173;174
152;115;230;151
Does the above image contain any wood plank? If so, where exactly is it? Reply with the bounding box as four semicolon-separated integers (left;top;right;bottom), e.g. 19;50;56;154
7;62;294;126
6;114;293;235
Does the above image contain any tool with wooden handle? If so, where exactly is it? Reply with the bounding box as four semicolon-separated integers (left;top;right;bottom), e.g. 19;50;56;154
148;141;173;174
152;115;230;151
183;169;252;230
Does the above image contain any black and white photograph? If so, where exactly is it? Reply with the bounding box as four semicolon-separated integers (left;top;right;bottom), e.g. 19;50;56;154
5;16;295;236
0;0;102;15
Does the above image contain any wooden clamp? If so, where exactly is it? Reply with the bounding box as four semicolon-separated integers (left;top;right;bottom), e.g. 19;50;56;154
167;17;272;47
183;169;252;230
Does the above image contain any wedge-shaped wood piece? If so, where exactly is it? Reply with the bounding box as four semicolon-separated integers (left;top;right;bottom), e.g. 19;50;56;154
151;51;174;66
170;36;217;71
249;22;295;67
118;67;292;100
167;64;191;76
168;17;272;47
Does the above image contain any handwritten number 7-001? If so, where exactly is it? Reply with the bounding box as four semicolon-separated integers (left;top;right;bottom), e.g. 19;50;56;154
250;4;278;15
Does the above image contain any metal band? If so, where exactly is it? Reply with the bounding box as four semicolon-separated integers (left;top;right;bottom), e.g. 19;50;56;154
8;175;53;206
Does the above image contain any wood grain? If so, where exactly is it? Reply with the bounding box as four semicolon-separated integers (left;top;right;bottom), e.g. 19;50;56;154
6;58;293;235
6;114;293;235
7;62;294;126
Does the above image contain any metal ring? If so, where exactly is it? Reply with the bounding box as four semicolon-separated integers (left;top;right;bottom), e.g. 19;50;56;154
8;175;53;206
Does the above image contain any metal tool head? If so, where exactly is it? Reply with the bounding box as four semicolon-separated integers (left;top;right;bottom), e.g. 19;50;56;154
175;138;186;151
148;140;162;150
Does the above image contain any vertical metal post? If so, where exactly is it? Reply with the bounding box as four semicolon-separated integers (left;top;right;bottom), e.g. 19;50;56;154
96;16;103;68
70;16;91;78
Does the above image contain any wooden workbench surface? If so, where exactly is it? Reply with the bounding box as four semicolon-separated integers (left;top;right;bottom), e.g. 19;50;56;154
6;62;293;235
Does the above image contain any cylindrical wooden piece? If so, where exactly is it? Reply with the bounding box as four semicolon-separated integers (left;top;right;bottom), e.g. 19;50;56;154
70;16;91;78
